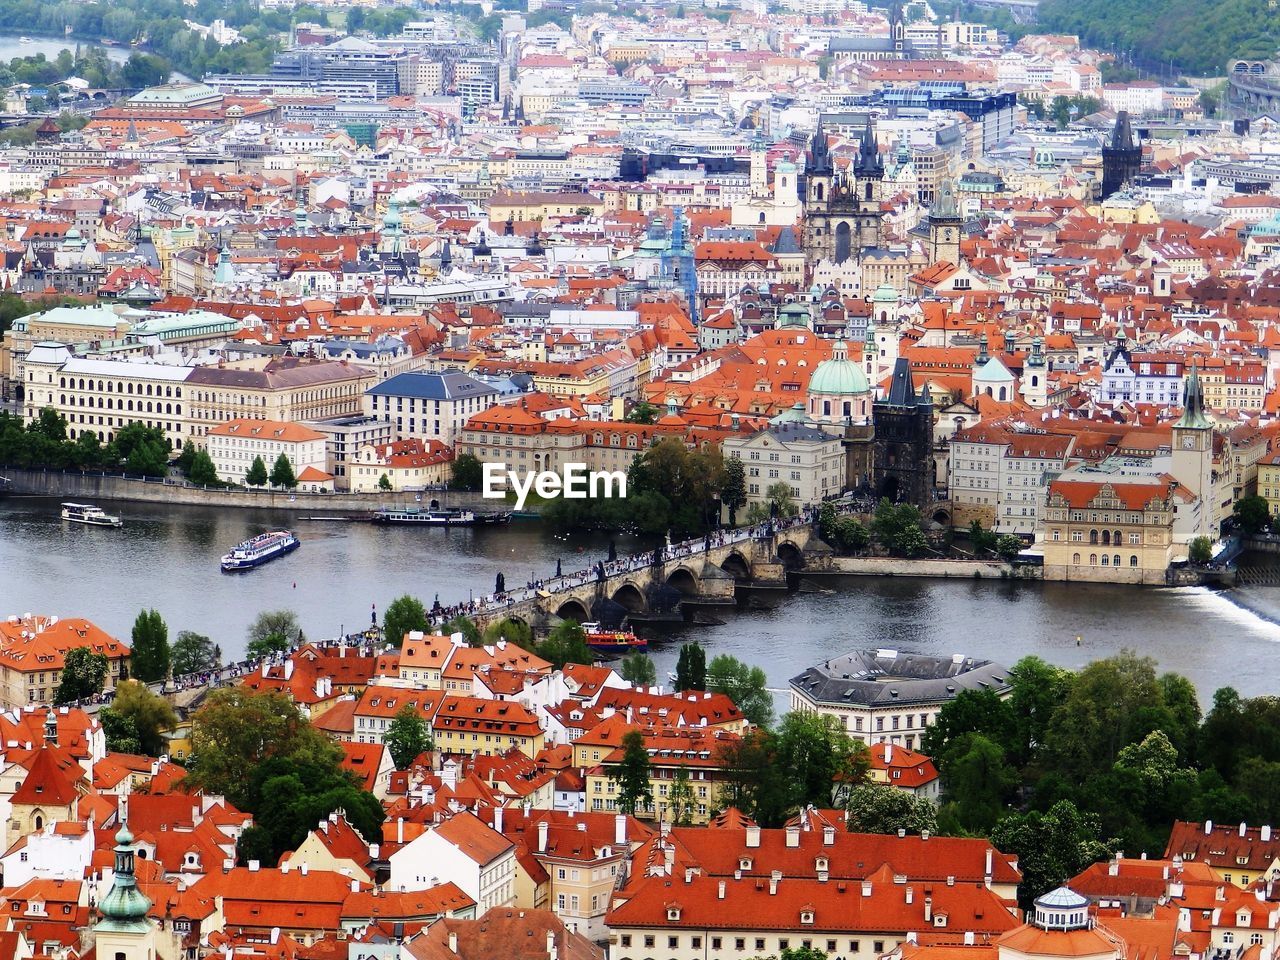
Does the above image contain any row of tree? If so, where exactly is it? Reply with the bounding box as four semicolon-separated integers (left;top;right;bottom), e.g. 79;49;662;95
0;409;172;476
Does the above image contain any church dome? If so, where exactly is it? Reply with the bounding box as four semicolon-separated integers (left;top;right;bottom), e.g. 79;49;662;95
808;341;869;396
1032;886;1090;931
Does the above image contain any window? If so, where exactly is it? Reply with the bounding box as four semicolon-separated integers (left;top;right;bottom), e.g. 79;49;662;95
643;936;655;948
1224;933;1235;945
668;936;678;949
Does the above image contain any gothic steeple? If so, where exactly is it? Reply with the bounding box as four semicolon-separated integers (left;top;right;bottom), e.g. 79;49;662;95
809;123;833;175
855;117;883;176
1175;364;1211;430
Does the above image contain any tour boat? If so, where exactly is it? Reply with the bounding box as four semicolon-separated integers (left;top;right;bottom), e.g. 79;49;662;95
18;37;32;44
220;530;300;571
60;502;123;527
583;622;647;654
370;507;510;527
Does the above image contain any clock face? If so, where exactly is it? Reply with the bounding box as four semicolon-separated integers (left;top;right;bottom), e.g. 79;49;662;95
1182;435;1197;450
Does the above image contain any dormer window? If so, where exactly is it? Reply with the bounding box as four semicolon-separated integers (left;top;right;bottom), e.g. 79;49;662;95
815;857;829;872
1238;912;1250;926
934;913;948;927
800;911;815;925
667;906;681;922
739;857;752;870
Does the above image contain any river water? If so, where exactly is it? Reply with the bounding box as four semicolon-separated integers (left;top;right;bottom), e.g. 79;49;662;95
2;496;1279;703
0;36;132;66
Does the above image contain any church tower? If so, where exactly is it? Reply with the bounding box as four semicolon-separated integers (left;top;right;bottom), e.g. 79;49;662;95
1101;111;1142;200
925;179;962;266
1020;336;1047;407
94;825;173;960
852;118;884;250
1171;365;1215;539
750;131;768;199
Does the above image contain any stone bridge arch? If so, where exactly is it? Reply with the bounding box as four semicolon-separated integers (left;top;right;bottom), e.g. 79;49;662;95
721;550;752;580
777;540;806;570
612;582;648;613
555;598;590;622
666;566;700;596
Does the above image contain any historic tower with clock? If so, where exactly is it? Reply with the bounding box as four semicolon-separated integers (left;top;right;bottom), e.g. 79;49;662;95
925;179;962;267
1171;365;1215;539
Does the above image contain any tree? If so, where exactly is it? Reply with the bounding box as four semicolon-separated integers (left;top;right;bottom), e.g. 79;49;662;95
537;620;594;669
384;595;429;646
108;679;177;756
716;728;791;827
482;617;534;649
668;766;696;825
113;423;170;477
611;730;652;815
99;708;141;754
775;711;870;808
969;519;998;555
722;456;747;526
625;401;659;424
845;783;939;835
676;643;706;691
1042;650;1169;782
938;733;1018;832
378;473;392;491
185;688;341;807
245;454;268;487
55;647;108;704
246;610;300;660
1006;656;1074;769
188;448;220;486
442;615;481;647
452;453;483;491
872;499;928;556
269;453;297;489
1235;495;1270;534
994;535;1024;562
620;652;657;687
921;688;1015;759
1189;535;1213;565
990;799;1116;908
384;705;432;769
707;654;773;728
130;608;170;683
122;52;170;87
764;481;798;518
235;825;274;866
171;631;219;676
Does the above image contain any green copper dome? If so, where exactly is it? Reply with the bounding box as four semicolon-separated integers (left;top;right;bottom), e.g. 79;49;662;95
808;341;869;396
97;824;152;930
778;303;810;327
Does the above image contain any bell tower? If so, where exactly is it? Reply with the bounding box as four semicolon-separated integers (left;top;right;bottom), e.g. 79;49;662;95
926;179;962;266
1170;365;1215;539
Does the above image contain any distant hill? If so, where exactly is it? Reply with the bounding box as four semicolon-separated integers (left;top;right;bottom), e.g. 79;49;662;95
1034;0;1279;76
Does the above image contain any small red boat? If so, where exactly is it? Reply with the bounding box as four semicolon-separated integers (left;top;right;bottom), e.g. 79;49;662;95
583;622;647;654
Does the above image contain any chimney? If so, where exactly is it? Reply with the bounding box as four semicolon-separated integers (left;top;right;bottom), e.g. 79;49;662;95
248;860;260;872
718;880;726;900
300;863;309;876
448;932;458;954
769;877;778;895
785;825;800;848
925;897;932;922
397;818;405;843
906;886;914;904
664;844;675;872
615;813;627;847
1110;859;1120;876
947;875;955;886
1265;826;1273;842
922;829;930;841
494;805;504;834
964;932;975;946
1205;820;1214;835
823;825;836;846
351;879;361;892
1242;822;1249;837
745;825;761;848
985;848;993;878
538;820;548;853
862;881;872;897
885;742;892;764
685;867;694;884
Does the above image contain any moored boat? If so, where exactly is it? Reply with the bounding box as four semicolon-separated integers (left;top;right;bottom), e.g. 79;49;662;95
60;502;123;527
370;507;510;526
583;622;646;654
220;530;300;571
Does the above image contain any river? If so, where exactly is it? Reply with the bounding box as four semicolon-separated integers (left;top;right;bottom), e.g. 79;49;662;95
0;35;132;66
2;495;1279;703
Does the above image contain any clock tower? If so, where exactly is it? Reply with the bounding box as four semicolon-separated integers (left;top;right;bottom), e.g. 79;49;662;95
1171;365;1215;539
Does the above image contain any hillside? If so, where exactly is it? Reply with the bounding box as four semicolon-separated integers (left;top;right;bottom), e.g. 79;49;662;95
1034;0;1279;76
